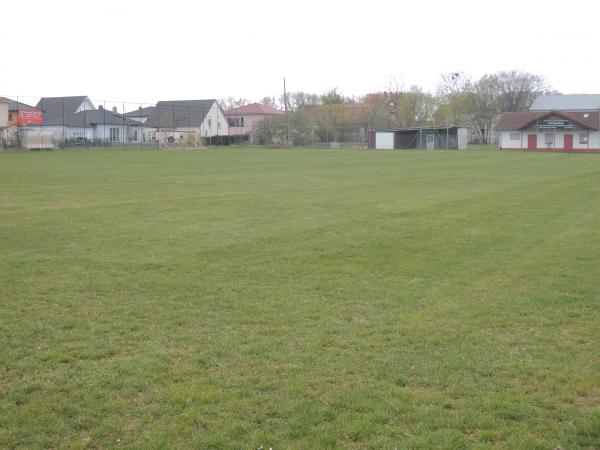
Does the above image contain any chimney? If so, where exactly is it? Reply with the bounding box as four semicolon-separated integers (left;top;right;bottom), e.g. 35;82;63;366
112;106;117;114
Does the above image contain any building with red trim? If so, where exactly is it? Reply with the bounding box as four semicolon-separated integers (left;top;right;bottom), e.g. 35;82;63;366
496;94;600;152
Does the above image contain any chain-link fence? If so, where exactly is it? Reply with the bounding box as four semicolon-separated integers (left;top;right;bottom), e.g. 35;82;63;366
1;94;376;150
0;95;237;150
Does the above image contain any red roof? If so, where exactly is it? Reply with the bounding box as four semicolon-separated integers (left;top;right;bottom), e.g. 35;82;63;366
303;103;375;124
225;103;284;116
496;110;600;130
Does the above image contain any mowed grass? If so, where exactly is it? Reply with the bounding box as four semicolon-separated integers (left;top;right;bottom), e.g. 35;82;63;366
1;146;599;449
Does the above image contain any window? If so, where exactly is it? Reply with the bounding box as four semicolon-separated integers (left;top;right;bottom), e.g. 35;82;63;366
509;132;520;141
580;131;589;144
227;117;245;127
544;133;554;145
8;112;13;121
110;127;120;142
208;118;212;128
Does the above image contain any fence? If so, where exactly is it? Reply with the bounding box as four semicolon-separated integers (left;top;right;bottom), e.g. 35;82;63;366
1;94;374;151
0;95;238;151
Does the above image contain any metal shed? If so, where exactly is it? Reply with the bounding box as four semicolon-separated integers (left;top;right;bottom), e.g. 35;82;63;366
368;126;468;150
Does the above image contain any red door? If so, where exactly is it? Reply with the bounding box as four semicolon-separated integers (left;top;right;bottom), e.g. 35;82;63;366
564;134;573;150
527;134;537;150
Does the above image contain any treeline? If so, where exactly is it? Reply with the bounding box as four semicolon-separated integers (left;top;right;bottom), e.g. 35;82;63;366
219;70;553;145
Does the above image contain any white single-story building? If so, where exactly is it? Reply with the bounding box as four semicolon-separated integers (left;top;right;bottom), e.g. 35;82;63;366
368;126;468;150
496;110;600;152
30;96;142;145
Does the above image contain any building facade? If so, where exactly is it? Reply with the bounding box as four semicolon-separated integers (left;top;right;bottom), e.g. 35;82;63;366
368;126;469;150
31;96;143;145
496;94;600;152
225;103;284;142
127;99;228;145
496;110;600;152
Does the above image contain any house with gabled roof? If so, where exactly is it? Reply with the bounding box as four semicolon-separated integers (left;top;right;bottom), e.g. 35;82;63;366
30;96;143;144
496;110;600;152
125;99;228;145
0;97;40;127
496;93;600;152
225;103;284;142
1;97;47;148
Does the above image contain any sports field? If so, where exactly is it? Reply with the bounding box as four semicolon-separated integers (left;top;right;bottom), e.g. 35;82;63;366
1;147;599;449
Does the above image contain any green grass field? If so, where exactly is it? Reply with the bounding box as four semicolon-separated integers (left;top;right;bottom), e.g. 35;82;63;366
1;146;599;449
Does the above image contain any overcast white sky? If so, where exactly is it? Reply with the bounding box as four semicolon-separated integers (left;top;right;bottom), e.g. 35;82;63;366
2;0;599;106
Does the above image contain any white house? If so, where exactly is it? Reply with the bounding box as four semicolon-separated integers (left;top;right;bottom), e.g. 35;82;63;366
125;99;228;145
496;94;600;152
496;110;600;152
31;96;142;144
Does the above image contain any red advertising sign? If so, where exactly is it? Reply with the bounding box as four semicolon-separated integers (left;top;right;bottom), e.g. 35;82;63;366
17;109;44;125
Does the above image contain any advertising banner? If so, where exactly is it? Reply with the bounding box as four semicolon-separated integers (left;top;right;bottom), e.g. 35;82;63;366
18;109;44;125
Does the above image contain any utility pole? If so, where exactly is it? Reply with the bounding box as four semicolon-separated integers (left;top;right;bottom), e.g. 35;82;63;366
284;77;289;146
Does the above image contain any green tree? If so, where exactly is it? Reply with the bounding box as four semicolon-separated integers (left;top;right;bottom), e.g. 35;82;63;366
394;86;435;127
253;110;319;146
362;93;395;130
319;88;347;142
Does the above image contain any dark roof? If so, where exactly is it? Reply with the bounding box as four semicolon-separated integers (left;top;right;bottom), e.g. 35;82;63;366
144;100;216;128
40;108;136;127
496;110;600;130
376;126;467;132
0;97;37;111
36;96;90;114
124;106;156;117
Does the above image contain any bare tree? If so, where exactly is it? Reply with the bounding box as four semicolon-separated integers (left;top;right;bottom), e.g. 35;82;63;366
280;92;321;111
386;76;405;97
260;96;279;109
437;71;472;97
218;97;249;111
469;74;502;144
496;70;548;112
435;72;474;126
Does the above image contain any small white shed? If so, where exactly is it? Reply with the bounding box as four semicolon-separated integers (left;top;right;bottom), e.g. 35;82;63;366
374;131;394;149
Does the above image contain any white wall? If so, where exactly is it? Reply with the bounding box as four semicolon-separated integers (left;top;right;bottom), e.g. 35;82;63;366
93;124;143;143
500;131;521;148
500;129;600;149
27;124;138;143
375;131;394;149
75;98;96;113
200;102;229;137
457;128;468;149
0;102;8;127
